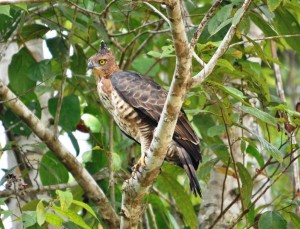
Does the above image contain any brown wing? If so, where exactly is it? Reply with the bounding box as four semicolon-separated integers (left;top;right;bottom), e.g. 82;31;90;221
110;71;201;167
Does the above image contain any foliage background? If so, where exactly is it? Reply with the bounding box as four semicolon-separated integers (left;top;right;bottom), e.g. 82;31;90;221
0;0;300;228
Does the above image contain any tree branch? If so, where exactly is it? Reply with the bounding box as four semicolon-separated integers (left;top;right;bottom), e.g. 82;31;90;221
0;81;119;228
120;0;192;228
190;0;253;88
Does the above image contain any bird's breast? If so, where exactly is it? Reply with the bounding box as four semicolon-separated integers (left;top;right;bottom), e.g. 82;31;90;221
97;79;142;142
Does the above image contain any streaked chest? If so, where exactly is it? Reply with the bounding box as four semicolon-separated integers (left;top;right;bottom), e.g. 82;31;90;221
97;78;141;140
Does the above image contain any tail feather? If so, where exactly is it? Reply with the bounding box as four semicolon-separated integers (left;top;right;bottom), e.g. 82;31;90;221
177;146;202;197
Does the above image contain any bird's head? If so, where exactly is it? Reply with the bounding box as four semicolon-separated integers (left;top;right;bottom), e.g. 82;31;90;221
88;41;119;79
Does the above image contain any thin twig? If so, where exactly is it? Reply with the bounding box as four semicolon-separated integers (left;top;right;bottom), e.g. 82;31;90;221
109;117;115;209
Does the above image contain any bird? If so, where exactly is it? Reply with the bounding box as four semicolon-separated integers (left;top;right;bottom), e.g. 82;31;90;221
88;41;202;197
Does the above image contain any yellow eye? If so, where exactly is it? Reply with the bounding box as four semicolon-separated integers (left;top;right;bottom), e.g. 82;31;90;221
99;59;106;65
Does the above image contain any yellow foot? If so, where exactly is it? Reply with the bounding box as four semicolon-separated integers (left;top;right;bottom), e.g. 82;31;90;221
132;156;146;176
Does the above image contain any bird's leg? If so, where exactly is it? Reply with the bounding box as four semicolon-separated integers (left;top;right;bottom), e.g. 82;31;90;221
131;151;147;176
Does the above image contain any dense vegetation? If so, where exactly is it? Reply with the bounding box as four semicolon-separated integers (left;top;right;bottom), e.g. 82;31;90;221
0;0;300;228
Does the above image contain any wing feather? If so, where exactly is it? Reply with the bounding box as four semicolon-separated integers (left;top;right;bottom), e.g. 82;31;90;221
111;71;201;164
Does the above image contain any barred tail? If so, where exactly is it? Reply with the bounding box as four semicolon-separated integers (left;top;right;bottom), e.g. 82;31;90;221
177;146;202;197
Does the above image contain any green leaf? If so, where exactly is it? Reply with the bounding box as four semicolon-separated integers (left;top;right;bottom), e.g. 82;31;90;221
237;162;253;207
246;145;264;167
67;131;80;156
81;113;101;133
22;199;40;211
274;7;300;54
8;47;36;94
216;4;233;22
217;58;235;71
20;24;49;42
207;125;225;137
209;18;232;37
22;211;37;228
212;82;247;104
36;201;46;226
56;190;73;211
243;35;269;65
240;106;277;127
45;212;64;227
258;211;287;229
28;60;53;82
71;200;98;219
289;212;300;228
267;0;282;12
232;8;243;26
71;44;87;75
157;172;197;229
255;135;283;163
46;37;68;62
0;6;11;17
48;95;81;131
52;205;91;229
39;151;69;186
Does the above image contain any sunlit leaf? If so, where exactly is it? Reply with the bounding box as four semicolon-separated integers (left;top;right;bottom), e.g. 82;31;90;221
36;201;46;226
56;190;73;211
45;212;64;227
71;200;98;220
267;0;282;12
240;106;277;127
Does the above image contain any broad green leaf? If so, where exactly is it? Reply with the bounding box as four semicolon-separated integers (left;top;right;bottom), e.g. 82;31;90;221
289;212;300;228
217;58;235;71
48;95;81;131
45;212;64;227
256;135;283;163
22;199;40;211
28;60;53;82
22;211;37;228
250;12;277;37
274;7;300;54
207;125;225;137
71;200;98;219
216;4;233;22
0;6;10;17
8;47;36;94
209;18;232;37
81;113;101;133
267;0;282;12
56;190;73;211
39;151;69;186
243;35;269;65
46;37;68;62
36;201;46;226
237;162;253;207
246;145;264;167
52;205;91;229
240;106;277;127
212;82;247;104
71;44;87;75
232;8;243;26
20;24;49;42
258;211;287;229
157;172;197;229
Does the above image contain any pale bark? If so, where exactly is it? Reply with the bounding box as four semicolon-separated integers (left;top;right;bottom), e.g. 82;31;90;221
120;0;254;228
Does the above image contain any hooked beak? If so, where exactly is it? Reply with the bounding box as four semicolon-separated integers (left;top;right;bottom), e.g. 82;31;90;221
87;61;94;70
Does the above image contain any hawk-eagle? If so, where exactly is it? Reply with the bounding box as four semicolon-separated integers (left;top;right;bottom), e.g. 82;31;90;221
88;41;201;196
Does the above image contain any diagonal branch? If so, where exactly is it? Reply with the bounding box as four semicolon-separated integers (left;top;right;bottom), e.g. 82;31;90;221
0;80;119;228
120;0;192;228
190;0;253;88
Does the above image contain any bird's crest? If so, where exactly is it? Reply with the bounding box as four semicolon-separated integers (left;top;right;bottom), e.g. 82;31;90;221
99;40;110;55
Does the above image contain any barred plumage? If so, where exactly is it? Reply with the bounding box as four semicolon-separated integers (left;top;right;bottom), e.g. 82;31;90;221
88;41;202;196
